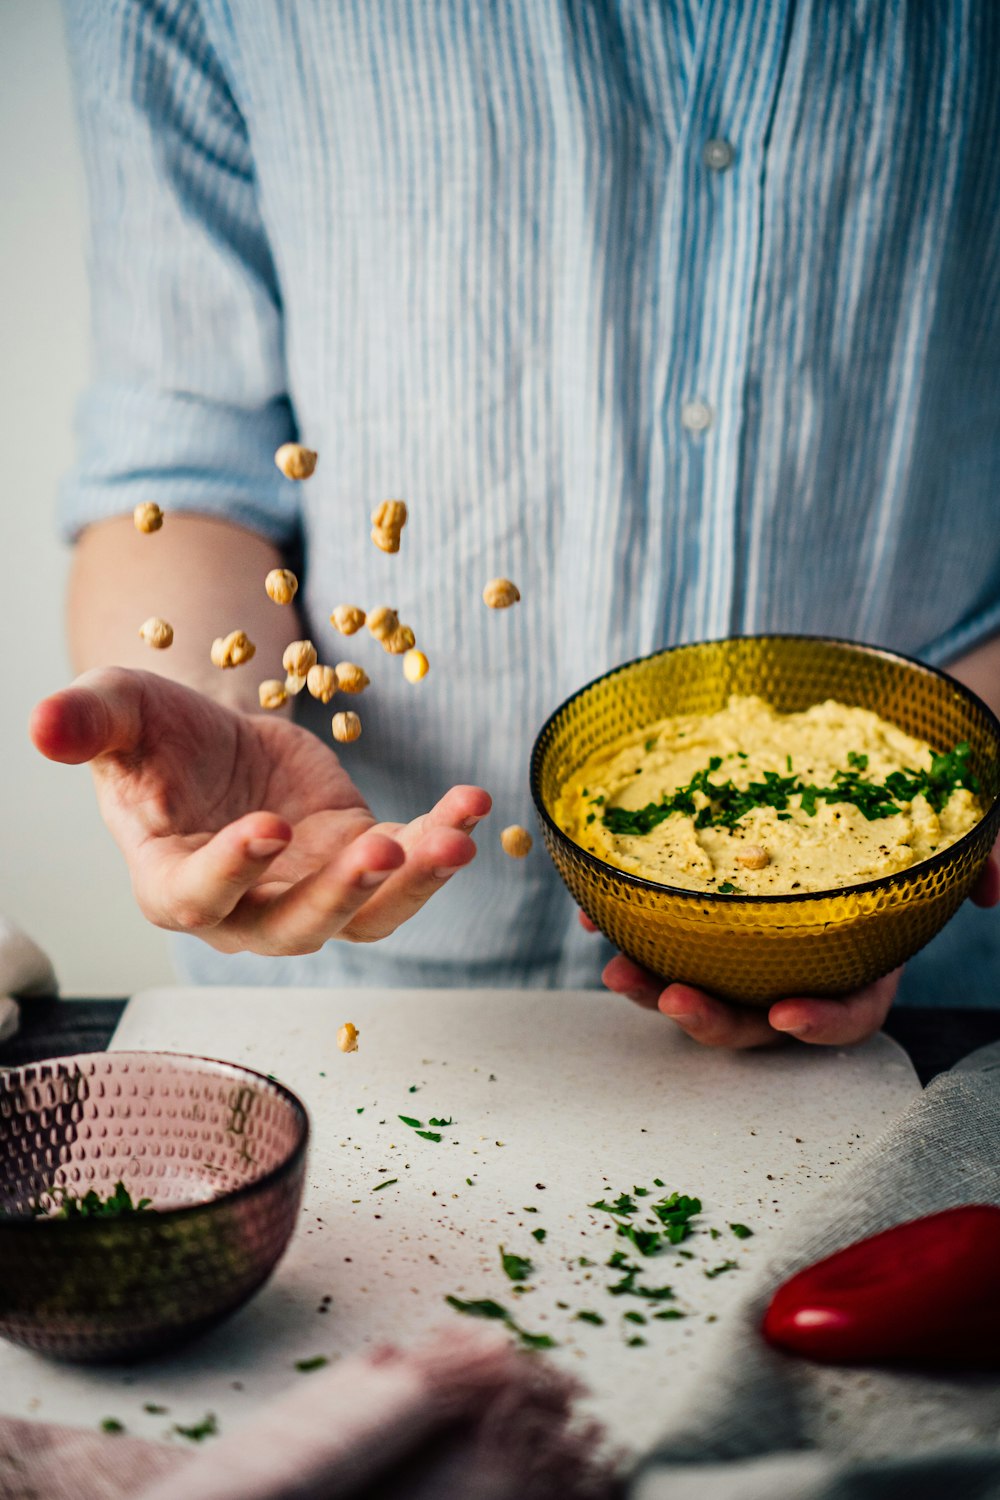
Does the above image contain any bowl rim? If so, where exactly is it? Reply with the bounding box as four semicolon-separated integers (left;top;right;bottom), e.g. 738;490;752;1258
0;1050;310;1232
529;631;1000;907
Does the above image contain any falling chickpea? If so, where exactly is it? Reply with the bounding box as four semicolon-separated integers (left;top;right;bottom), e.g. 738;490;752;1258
332;711;362;744
285;673;308;695
337;1022;359;1053
367;605;398;643
274;443;318;480
265;568;298;605
258;679;287;710
403;649;429;683
500;825;533;858
370;499;407;554
133;502;163;534
211;630;256;669
483;578;520;610
383;623;415;655
306;663;338;704
330;604;366;636
138;616;173;650
335;662;370;694
283;639;318;677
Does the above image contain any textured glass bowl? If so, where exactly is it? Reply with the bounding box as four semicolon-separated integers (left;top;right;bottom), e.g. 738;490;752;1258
531;635;1000;1005
0;1052;309;1362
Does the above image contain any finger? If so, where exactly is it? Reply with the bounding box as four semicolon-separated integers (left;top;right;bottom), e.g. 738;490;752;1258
601;954;664;1011
376;785;493;845
657;984;783;1049
578;911;599;933
339;825;479;942
135;813;293;931
970;853;1000;909
228;831;408;953
768;968;902;1046
30;668;145;764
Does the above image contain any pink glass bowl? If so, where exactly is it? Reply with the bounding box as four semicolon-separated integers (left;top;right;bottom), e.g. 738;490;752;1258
0;1051;309;1362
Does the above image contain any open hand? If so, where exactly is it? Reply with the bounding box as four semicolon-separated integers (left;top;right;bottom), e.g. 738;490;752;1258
585;853;1000;1048
31;668;491;955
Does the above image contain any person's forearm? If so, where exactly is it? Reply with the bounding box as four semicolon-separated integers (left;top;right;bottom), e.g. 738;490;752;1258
67;513;302;712
949;633;1000;722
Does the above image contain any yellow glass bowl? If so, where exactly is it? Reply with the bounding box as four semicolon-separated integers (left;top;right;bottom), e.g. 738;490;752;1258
530;635;1000;1006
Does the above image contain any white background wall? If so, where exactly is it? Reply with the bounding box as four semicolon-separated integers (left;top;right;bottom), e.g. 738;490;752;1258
0;1;173;994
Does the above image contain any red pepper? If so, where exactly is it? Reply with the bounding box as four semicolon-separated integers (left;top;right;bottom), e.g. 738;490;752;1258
761;1205;1000;1369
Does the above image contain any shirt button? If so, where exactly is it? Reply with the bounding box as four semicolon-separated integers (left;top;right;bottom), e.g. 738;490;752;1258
681;399;713;433
703;138;735;172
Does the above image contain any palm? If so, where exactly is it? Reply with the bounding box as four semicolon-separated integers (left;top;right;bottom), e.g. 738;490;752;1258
33;669;490;954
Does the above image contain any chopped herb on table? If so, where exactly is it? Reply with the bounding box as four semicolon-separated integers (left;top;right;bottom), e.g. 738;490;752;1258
500;1247;534;1283
445;1295;556;1351
705;1260;739;1279
100;1418;125;1434
295;1356;330;1373
173;1414;218;1443
143;1403;168;1415
531;1228;547;1243
575;1310;605;1326
372;1178;397;1191
623;1311;647;1325
729;1223;753;1239
626;1336;647;1347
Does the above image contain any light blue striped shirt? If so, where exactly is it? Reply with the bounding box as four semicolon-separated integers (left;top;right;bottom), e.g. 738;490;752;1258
61;1;1000;1002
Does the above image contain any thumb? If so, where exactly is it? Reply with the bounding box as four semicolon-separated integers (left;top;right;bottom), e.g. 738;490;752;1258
30;668;145;765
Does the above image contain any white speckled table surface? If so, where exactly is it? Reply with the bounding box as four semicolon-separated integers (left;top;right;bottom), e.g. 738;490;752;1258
0;987;919;1454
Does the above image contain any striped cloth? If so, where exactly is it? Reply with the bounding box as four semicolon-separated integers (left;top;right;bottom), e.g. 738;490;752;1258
60;0;1000;997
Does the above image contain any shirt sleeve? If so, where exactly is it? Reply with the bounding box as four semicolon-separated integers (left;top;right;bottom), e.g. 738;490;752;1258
59;0;300;544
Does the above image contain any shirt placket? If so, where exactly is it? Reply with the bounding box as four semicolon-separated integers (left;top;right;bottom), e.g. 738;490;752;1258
646;0;794;650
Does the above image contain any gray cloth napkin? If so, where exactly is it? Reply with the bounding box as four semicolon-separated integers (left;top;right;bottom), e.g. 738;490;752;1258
629;1041;1000;1500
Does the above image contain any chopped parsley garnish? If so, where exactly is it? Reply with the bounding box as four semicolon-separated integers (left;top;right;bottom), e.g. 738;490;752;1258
602;743;978;837
444;1295;555;1350
623;1310;647;1325
398;1115;422;1128
173;1413;218;1443
295;1356;329;1373
531;1227;547;1243
500;1246;534;1283
35;1180;152;1220
716;882;740;895
372;1178;397;1191
704;1259;739;1279
143;1403;168;1415
653;1308;687;1320
589;1192;638;1216
428;1117;453;1127
576;1310;605;1325
729;1223;753;1239
415;1130;442;1142
101;1418;125;1434
626;1336;647;1347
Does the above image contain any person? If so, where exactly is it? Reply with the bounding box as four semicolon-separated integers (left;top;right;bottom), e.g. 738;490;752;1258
32;1;999;1049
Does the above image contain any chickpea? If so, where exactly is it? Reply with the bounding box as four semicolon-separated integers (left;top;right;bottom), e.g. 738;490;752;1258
483;577;521;609
367;605;399;642
500;825;533;858
282;639;318;676
274;442;318;480
403;648;429;683
138;616;173;650
383;623;415;655
133;502;163;534
335;662;370;694
211;630;256;669
265;568;299;606
330;604;366;636
306;663;338;704
258;679;288;710
370;499;408;553
285;673;308;695
735;845;771;871
331;711;362;744
337;1022;359;1053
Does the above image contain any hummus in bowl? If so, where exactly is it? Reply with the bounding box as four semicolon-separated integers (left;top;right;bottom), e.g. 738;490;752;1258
554;695;982;897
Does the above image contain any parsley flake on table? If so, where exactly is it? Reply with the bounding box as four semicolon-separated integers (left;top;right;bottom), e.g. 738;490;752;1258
531;1228;547;1243
444;1295;556;1351
428;1117;453;1127
575;1310;604;1326
372;1178;397;1191
500;1246;534;1283
704;1259;739;1279
143;1403;168;1415
729;1223;753;1239
173;1413;218;1443
626;1336;647;1347
398;1115;422;1128
623;1311;647;1325
100;1418;125;1434
295;1356;330;1373
653;1309;687;1320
